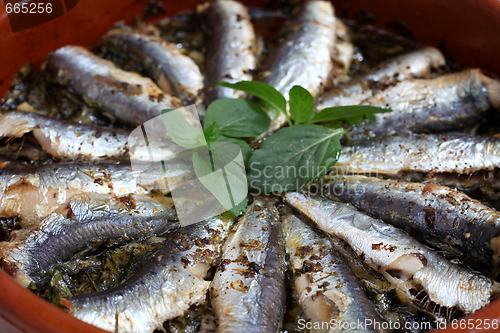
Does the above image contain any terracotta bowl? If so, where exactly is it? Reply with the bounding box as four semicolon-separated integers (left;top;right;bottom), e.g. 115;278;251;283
0;0;499;332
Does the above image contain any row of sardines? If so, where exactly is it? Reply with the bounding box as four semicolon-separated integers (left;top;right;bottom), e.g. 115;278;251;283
1;0;500;332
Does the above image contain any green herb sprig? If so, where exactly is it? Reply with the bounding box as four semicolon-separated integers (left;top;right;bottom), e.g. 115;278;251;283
214;81;390;194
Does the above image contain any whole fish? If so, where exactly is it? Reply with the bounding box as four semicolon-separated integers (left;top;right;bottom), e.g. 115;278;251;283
317;175;500;270
345;69;500;142
332;134;500;177
198;0;257;105
210;200;286;332
102;29;203;101
70;214;234;333
43;46;195;127
285;192;500;318
0;156;193;226
283;213;388;333
316;47;445;109
0;111;129;161
257;0;337;134
0;193;177;287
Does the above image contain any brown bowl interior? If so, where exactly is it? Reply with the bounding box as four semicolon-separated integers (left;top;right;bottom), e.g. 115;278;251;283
0;0;499;332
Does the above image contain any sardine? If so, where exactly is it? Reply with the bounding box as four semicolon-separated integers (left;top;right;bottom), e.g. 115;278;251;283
257;0;337;134
285;192;500;318
210;200;286;332
43;46;194;127
70;214;234;333
0;193;177;287
316;47;445;109
0;111;129;161
332;134;500;177
0;157;193;225
317;175;500;269
283;213;387;332
345;69;500;142
198;0;257;105
102;29;203;101
329;19;354;87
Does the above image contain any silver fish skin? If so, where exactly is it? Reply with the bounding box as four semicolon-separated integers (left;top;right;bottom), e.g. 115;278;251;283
0;157;193;225
43;45;193;127
424;171;500;190
0;111;129;161
283;214;387;333
285;192;500;317
102;29;203;101
333;134;500;177
329;19;354;87
258;0;336;134
0;193;177;287
198;0;257;105
318;175;500;269
345;69;500;142
211;200;286;333
70;214;234;333
316;47;445;109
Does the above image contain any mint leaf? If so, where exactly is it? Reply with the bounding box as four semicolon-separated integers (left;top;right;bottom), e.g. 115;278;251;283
247;124;344;194
204;98;270;138
289;86;314;124
192;151;233;208
215;136;252;166
192;141;247;213
161;109;206;149
215;81;291;126
310;105;391;124
204;122;221;143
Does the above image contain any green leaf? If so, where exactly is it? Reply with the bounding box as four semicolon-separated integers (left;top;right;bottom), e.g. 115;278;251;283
215;136;252;166
215;81;291;126
192;141;248;213
204;121;221;143
309;105;391;124
84;99;100;108
289;86;314;124
204;98;270;138
193;151;231;207
161;109;206;149
247;124;344;194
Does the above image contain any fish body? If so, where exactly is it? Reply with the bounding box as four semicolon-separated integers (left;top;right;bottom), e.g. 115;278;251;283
44;46;189;127
346;69;500;141
0;111;129;161
198;0;257;105
283;214;387;333
0;157;193;225
258;0;337;134
333;134;500;177
71;214;234;333
0;193;177;287
318;175;500;269
102;29;203;101
329;19;354;87
285;192;500;318
211;200;286;333
317;47;445;109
